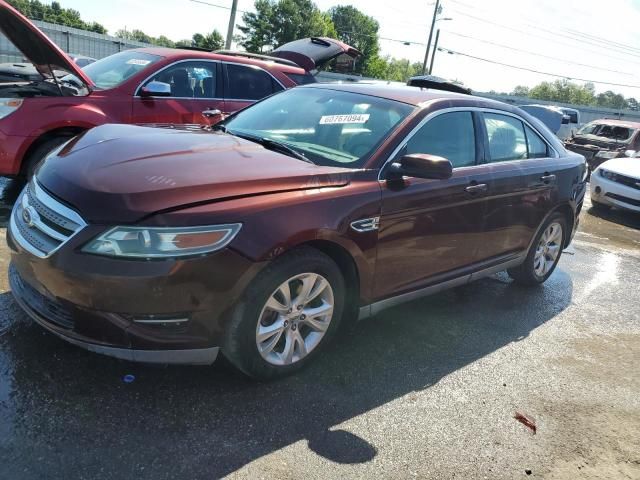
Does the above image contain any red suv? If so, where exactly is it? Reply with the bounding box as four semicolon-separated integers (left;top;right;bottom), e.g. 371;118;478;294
0;0;358;176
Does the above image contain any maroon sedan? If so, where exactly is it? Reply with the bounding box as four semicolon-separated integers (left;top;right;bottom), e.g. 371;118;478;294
8;83;587;379
0;0;358;177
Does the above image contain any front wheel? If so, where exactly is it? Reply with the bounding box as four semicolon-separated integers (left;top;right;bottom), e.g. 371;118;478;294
223;247;345;380
508;213;567;286
22;136;74;179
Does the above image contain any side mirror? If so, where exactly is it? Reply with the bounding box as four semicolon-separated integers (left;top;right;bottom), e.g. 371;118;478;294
624;149;640;158
140;81;171;98
387;153;453;180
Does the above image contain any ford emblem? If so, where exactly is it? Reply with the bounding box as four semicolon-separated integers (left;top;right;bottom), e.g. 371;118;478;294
22;206;37;227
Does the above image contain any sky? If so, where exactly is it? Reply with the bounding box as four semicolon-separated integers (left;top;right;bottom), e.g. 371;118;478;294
58;0;640;97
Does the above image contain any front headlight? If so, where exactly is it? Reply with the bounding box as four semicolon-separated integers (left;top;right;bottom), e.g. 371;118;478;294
599;169;617;181
595;150;620;159
82;224;242;258
0;98;23;119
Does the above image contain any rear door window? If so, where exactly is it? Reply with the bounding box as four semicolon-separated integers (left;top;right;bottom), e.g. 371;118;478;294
226;64;283;100
405;111;476;168
483;113;527;162
524;125;549;158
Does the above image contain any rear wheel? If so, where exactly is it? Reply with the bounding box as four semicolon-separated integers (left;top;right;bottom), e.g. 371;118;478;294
223;247;345;380
508;213;566;286
22;136;73;178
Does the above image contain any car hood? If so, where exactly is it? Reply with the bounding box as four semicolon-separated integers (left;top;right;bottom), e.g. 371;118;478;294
598;157;640;178
36;124;353;224
0;0;92;88
271;37;361;71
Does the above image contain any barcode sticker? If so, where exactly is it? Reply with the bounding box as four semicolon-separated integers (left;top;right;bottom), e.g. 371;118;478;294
126;59;151;66
319;114;370;125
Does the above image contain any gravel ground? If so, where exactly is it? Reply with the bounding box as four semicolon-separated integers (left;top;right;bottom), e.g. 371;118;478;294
0;178;638;479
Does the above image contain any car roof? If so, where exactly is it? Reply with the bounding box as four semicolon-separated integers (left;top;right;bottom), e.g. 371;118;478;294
131;47;307;74
301;82;516;109
589;118;640;129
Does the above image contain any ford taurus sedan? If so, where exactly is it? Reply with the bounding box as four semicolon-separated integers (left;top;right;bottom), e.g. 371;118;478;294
7;83;587;379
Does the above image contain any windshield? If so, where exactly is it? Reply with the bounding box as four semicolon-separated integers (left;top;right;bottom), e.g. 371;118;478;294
81;51;162;89
224;87;414;167
576;122;636;142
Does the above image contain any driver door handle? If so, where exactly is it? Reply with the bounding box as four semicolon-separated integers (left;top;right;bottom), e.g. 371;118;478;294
540;173;556;183
465;183;488;194
202;109;222;118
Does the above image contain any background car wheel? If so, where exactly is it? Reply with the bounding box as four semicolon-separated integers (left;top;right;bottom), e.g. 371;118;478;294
22;136;72;179
223;247;345;380
508;213;567;286
591;200;610;211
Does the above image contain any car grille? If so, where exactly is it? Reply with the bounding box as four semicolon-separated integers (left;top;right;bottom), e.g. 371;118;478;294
605;192;640;207
10;181;86;258
9;266;74;330
610;173;640;191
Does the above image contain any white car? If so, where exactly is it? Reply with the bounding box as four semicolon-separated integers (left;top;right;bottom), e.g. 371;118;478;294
590;157;640;212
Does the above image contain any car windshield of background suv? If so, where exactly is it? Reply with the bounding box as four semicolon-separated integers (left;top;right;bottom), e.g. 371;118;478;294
224;88;414;168
63;51;163;89
576;122;637;142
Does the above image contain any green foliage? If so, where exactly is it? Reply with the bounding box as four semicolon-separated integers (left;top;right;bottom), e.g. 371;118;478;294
7;0;106;33
114;28;224;50
513;79;633;109
192;30;224;50
239;0;336;53
329;5;379;75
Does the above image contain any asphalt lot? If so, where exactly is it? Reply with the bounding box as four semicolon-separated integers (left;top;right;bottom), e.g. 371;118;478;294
0;177;638;479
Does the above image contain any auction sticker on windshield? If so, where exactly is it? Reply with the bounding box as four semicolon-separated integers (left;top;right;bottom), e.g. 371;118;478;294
126;59;152;66
319;114;370;125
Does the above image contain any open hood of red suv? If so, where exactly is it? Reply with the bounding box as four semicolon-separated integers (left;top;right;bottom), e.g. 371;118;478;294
0;0;93;87
36;124;352;223
271;37;361;71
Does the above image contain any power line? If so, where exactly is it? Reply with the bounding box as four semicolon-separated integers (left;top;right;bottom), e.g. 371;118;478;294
438;46;640;89
448;6;640;65
449;0;640;56
189;0;247;14
446;31;632;76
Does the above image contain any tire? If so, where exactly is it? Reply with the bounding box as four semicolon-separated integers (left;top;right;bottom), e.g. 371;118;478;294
223;247;345;380
591;200;610;211
22;136;72;179
508;212;567;286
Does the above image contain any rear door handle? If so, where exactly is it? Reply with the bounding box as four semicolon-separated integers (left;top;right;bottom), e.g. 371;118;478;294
465;183;488;194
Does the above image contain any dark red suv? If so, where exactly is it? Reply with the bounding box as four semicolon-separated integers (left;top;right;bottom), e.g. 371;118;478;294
8;83;587;380
0;0;358;176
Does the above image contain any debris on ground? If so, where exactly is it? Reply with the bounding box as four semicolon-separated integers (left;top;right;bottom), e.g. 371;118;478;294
123;374;136;383
514;412;537;434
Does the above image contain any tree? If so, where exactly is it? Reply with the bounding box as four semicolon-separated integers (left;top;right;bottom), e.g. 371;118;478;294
239;0;336;53
512;85;530;97
329;5;379;75
8;0;107;34
192;30;224;50
237;0;277;53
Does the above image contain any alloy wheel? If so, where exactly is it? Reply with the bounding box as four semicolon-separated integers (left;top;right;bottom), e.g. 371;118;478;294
533;222;563;277
256;272;334;366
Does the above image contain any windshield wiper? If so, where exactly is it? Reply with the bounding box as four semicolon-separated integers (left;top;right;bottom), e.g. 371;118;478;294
227;130;313;164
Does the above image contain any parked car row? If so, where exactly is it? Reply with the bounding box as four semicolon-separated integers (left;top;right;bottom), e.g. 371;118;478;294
0;0;359;177
2;0;590;379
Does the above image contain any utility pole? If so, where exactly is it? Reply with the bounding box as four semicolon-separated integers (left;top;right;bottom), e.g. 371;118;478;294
422;0;440;74
428;29;440;74
225;0;238;49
